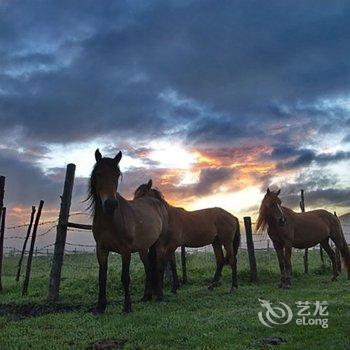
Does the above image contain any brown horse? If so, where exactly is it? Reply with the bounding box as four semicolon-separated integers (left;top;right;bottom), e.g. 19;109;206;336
134;180;241;293
257;188;350;288
88;150;168;313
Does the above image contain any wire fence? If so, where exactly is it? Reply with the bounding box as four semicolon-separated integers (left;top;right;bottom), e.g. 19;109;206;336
3;210;350;257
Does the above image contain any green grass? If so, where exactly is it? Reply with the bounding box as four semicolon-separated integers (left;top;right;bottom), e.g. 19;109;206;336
1;249;349;349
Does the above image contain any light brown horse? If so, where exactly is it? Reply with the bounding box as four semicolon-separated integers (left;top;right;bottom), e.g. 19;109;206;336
134;180;241;293
88;150;168;313
257;188;350;288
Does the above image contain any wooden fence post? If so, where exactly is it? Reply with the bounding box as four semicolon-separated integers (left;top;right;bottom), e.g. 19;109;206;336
0;207;6;292
300;189;309;274
22;200;44;296
48;164;76;301
181;246;187;284
16;206;36;282
334;212;342;272
0;176;4;217
244;216;258;282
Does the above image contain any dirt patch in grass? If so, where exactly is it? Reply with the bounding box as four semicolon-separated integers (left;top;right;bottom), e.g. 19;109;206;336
86;339;127;349
0;302;87;319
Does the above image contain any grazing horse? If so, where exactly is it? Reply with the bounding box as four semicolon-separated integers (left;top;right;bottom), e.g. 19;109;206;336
88;150;168;313
134;180;241;293
257;188;350;288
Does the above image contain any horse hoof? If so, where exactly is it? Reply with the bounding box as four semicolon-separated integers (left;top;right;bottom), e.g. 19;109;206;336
230;287;237;293
91;306;106;316
331;277;337;282
122;306;132;314
141;295;152;302
282;284;291;290
156;296;164;303
208;282;218;290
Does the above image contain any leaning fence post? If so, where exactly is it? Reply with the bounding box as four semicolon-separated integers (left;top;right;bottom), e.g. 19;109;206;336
16;206;36;282
48;164;76;301
22;200;44;296
181;246;187;284
300;189;309;274
244;216;258;282
0;207;6;292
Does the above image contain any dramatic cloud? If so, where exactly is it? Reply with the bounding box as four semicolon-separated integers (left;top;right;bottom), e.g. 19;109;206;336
1;0;350;228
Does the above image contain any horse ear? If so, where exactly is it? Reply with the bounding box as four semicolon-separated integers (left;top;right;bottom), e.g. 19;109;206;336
147;179;152;189
114;151;122;164
276;189;281;196
267;188;270;194
95;149;102;162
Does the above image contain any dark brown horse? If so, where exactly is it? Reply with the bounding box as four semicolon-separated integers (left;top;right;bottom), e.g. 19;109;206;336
88;150;168;313
134;180;241;293
257;188;350;288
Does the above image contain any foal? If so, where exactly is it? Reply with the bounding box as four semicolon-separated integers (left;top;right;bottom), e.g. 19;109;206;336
88;150;168;313
257;188;350;288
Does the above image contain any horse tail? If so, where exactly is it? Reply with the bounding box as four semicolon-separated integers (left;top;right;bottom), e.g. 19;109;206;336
233;217;241;256
333;217;350;278
148;241;158;290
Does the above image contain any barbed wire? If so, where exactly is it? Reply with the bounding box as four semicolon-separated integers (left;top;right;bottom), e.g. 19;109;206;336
5;218;58;230
65;241;95;248
4;224;57;240
68;211;90;217
67;227;92;232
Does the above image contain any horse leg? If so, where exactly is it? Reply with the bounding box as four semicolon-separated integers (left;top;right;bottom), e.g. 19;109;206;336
154;247;165;302
121;252;132;313
93;246;109;315
283;245;292;289
208;237;225;290
222;240;237;293
273;241;286;288
321;239;339;281
139;249;153;302
168;250;180;293
231;246;238;292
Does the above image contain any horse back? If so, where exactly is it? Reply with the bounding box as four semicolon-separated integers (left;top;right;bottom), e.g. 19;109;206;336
171;206;238;247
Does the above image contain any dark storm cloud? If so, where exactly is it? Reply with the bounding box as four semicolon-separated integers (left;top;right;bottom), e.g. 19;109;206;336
282;188;350;209
193;167;234;196
0;149;61;207
274;147;350;170
1;0;350;145
1;0;350;212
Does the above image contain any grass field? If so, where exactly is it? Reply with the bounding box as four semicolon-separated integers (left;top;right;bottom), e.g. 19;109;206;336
0;249;349;349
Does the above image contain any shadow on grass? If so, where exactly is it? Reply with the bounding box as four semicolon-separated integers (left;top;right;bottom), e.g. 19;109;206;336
0;302;89;320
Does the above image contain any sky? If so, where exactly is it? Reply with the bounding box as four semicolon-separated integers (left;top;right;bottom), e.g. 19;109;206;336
1;1;350;245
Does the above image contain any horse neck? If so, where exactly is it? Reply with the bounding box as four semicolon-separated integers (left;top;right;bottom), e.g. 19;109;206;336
266;206;296;231
93;193;132;231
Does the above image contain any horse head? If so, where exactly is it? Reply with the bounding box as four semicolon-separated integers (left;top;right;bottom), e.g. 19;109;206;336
88;149;122;215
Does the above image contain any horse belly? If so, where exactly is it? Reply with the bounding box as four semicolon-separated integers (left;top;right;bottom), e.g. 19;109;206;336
293;221;329;249
182;226;216;247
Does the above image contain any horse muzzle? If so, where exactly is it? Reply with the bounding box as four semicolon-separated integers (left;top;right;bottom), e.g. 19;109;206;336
103;198;118;215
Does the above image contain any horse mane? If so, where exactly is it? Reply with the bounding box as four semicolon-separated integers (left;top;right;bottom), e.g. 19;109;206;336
151;188;167;204
86;164;98;214
256;198;294;232
134;185;168;206
256;202;269;232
